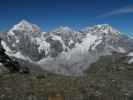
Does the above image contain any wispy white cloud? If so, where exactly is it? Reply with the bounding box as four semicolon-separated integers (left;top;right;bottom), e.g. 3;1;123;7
99;6;133;18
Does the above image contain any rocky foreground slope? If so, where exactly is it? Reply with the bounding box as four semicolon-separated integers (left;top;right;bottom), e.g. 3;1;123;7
0;53;132;100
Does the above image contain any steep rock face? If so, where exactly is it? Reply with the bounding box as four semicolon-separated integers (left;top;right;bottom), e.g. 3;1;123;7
45;35;65;57
1;20;40;61
0;38;43;74
52;26;81;49
2;20;50;61
0;39;20;72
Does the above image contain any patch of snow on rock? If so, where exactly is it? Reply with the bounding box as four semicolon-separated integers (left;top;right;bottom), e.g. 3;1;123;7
118;47;126;53
127;52;133;57
128;58;133;64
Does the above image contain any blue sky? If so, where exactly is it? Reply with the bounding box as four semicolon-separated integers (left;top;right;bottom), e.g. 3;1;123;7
0;0;133;34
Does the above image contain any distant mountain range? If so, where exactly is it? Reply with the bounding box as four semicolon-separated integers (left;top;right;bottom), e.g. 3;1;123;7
0;20;133;76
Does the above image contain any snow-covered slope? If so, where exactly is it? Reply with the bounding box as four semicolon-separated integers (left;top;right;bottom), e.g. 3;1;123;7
1;20;133;75
127;52;133;64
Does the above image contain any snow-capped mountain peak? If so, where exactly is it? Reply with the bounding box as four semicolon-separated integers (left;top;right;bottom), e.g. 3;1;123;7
18;19;32;26
8;20;41;36
53;26;73;33
82;24;121;36
17;20;34;29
